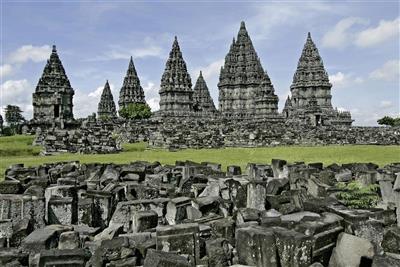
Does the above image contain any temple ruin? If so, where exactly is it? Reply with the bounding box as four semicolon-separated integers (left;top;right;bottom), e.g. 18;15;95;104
97;80;117;119
118;57;146;110
218;22;279;120
32;45;74;126
283;33;353;126
158;37;194;117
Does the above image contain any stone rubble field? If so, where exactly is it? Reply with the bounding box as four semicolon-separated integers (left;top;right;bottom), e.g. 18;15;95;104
0;159;399;267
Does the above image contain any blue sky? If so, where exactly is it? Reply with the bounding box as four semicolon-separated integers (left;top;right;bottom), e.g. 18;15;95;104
1;0;399;125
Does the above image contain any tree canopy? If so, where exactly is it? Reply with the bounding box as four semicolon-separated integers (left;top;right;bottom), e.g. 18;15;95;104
4;105;25;126
119;103;152;120
377;116;400;127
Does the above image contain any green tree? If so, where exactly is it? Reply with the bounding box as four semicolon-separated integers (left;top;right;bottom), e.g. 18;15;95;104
119;103;152;120
377;116;395;127
4;105;25;135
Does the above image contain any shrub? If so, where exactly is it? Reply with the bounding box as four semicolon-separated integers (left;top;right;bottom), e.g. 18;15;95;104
336;181;380;209
119;103;152;120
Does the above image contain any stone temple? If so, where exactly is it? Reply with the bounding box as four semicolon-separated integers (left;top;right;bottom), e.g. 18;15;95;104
97;80;117;118
32;45;74;124
30;21;353;128
158;37;194;117
193;71;217;115
218;21;279;120
118;57;146;110
283;33;353;126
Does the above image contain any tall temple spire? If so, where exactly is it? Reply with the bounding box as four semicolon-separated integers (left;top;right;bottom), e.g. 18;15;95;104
98;80;117;118
286;32;352;126
290;31;332;107
33;45;74;122
218;21;279;119
158;36;193;116
118;57;146;110
193;71;216;114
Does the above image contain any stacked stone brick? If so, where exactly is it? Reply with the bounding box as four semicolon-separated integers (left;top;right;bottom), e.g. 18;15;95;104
0;160;399;266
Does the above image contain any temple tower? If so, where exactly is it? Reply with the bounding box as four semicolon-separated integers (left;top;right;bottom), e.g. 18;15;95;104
158;37;193;116
193;71;216;115
285;33;352;126
118;57;146;109
218;21;279;119
32;45;74;122
97;80;117;118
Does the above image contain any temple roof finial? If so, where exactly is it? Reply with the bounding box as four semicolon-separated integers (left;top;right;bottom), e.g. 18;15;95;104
240;21;246;29
199;70;203;77
52;45;57;53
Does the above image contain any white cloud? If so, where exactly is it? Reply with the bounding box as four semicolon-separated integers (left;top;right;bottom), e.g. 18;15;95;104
322;17;367;48
0;79;33;119
8;45;51;64
379;100;393;109
0;64;13;78
369;60;400;82
355;17;400;47
88;37;164;61
142;81;160;111
147;97;160;111
329;71;364;88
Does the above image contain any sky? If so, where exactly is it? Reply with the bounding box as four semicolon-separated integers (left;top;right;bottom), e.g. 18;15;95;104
1;0;399;126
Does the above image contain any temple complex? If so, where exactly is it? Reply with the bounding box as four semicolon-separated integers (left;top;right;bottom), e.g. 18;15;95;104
97;80;117;118
29;23;353;129
118;57;146;110
192;71;217;115
32;45;74;124
283;33;353;126
218;21;279;120
158;37;194;117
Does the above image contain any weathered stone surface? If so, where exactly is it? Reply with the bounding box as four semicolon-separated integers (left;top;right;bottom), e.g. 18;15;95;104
22;224;73;253
58;231;79;249
381;226;400;254
156;223;200;265
132;210;158;233
143;249;190;267
328;233;374;267
236;226;278;267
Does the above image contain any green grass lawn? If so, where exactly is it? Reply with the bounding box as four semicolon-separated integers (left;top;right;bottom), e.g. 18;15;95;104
0;135;399;180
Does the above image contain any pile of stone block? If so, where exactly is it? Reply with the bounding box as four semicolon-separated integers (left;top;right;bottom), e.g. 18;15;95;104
1;159;399;266
37;125;121;155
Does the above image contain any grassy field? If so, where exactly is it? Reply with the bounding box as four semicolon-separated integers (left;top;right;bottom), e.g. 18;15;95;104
0;135;399;180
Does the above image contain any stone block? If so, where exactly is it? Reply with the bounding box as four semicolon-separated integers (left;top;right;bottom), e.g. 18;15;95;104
143;249;190;267
236;226;278;267
22;224;73;253
274;227;313;267
246;181;267;210
58;231;80;249
381;226;400;254
328;233;374;267
165;197;191;225
132;210;158;232
0;181;22;194
38;249;87;267
156;223;200;265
